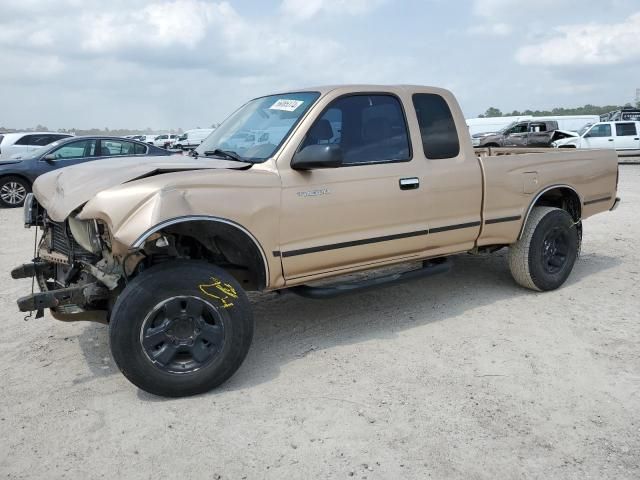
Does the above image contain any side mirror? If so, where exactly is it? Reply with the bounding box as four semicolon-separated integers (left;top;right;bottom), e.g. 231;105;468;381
291;144;343;170
43;154;56;163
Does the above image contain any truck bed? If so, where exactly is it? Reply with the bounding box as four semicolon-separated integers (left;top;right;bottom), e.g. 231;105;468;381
475;147;619;248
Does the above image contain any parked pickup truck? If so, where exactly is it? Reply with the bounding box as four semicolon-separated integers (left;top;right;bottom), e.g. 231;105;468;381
552;121;640;151
12;85;620;397
472;120;574;148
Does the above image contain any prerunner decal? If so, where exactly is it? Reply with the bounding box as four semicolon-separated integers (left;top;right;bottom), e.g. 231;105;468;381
199;277;238;308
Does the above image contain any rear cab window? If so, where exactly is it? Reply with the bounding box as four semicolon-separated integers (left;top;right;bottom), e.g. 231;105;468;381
412;93;460;159
615;123;638;136
529;123;548;132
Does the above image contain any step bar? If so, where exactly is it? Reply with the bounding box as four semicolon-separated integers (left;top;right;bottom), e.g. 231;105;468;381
289;258;452;299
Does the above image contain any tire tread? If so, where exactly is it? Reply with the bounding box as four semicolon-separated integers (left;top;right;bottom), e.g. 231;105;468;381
508;206;559;291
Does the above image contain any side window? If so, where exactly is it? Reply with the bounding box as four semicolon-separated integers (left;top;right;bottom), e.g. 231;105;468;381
512;123;529;134
15;135;36;145
615;123;637;136
39;134;65;145
302;94;410;165
529;123;547;132
101;140;137;156
412;93;460;159
51;140;97;159
587;124;612;137
133;143;147;154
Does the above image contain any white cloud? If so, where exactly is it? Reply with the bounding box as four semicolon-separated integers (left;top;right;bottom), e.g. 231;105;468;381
467;23;512;36
516;12;640;66
0;1;344;74
280;0;385;20
472;0;557;18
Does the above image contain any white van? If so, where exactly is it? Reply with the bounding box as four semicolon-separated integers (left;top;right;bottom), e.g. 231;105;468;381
553;121;640;150
173;129;215;150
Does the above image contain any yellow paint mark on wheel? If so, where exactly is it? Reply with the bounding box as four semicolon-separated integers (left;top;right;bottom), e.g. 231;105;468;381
199;277;238;308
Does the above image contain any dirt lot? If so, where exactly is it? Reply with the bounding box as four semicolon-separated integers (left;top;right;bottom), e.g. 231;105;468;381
1;166;638;480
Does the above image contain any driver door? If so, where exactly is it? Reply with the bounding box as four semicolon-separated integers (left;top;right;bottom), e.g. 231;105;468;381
44;139;98;172
277;93;428;280
583;123;614;149
503;122;529;147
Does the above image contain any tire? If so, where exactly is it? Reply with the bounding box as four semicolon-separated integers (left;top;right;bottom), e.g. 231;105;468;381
508;207;580;291
109;260;254;397
0;176;31;208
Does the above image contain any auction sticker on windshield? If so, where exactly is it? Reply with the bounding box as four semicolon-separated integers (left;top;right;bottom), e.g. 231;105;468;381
269;99;305;112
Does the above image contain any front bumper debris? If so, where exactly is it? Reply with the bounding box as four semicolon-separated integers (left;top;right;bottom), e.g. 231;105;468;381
10;261;50;280
17;283;96;313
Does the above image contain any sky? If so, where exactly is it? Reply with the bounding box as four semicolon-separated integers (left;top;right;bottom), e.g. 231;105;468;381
1;0;639;130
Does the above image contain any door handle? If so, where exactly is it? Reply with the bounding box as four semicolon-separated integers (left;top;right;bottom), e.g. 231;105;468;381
634;138;639;140
399;177;419;190
608;139;614;142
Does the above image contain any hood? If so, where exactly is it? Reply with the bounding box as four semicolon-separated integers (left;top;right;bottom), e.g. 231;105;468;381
0;159;22;166
33;154;249;221
553;129;579;138
472;131;498;138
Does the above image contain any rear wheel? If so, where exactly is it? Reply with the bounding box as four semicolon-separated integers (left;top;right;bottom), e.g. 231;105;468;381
0;176;30;208
109;260;254;397
508;207;580;291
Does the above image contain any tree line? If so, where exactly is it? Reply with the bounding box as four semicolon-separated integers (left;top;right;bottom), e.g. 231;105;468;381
479;102;640;118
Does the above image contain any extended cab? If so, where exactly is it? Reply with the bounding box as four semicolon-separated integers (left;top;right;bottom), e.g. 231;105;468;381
473;120;564;148
12;85;620;397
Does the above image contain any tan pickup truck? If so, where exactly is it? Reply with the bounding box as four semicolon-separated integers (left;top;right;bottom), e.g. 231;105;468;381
13;85;620;397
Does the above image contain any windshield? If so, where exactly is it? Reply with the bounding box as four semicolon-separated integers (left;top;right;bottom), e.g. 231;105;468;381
578;123;594;136
499;122;517;134
14;143;57;160
196;92;321;162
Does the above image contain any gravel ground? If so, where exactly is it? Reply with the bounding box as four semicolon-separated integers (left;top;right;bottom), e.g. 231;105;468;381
1;166;638;480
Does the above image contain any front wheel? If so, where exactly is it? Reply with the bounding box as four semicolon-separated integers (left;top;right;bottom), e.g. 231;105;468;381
508;207;580;291
109;261;254;397
0;176;31;208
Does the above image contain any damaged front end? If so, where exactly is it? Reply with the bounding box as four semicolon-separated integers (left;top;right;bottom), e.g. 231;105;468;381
12;194;123;322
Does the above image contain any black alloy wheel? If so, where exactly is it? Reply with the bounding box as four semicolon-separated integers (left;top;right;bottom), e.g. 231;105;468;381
140;296;225;374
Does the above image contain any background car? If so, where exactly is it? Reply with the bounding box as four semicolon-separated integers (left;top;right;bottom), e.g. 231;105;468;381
552;121;640;150
0;136;172;208
152;134;178;149
0;132;72;160
139;135;158;144
173;128;214;150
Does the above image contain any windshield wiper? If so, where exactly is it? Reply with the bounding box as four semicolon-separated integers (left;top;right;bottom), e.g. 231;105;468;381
203;149;252;163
